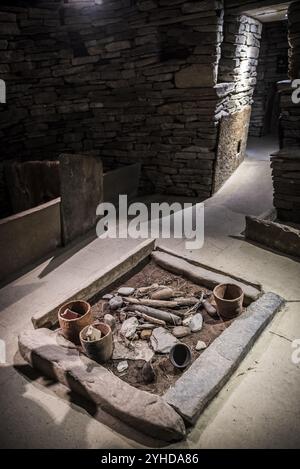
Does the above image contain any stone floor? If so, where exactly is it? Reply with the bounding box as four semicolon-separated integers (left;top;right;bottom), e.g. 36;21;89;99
0;136;300;448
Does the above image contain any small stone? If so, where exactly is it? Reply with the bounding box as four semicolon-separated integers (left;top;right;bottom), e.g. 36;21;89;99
150;327;179;354
172;326;190;338
85;325;101;342
60;308;80;320
119;311;127;322
140;329;152;340
117;287;135;296
104;314;116;331
109;296;123;310
142;361;156;384
117;360;128;373
102;294;113;300
182;315;193;327
189;313;203;332
195;340;207;351
120;317;139;339
150;287;173;300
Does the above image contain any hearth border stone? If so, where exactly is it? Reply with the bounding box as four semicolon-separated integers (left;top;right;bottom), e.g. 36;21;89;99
18;328;186;443
59;153;103;246
164;292;285;424
31;238;155;329
152;249;262;305
25;246;284;440
245;211;300;259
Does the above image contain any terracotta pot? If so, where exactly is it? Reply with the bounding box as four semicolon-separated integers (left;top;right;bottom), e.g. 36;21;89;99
80;322;113;364
58;300;92;345
213;283;244;319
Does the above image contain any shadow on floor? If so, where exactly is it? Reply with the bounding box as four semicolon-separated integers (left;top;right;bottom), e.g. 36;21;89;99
230;235;300;263
12;354;169;449
0;282;45;310
38;229;98;279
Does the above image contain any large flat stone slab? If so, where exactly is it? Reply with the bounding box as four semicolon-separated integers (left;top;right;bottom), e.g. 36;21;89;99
18;328;186;442
164;292;285;424
31;239;155;329
60;154;103;245
152;250;262;305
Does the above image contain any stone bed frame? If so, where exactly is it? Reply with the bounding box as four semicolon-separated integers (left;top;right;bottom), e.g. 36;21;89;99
19;240;285;442
245;210;300;259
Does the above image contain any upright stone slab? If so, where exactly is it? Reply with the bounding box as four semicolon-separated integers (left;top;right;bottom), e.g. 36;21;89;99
59;154;103;245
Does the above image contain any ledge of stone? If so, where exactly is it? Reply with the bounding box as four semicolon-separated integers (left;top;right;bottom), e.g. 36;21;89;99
31;238;155;329
214;82;236;98
245;215;300;259
18;328;186;442
271;148;300;160
164;292;285;424
152;250;262;305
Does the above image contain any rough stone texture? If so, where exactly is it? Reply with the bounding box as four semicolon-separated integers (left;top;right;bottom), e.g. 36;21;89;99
226;0;291;14
150;327;178;353
152;250;262;305
213;105;251;192
272;3;300;225
0;198;61;283
271;147;300;224
278;2;300;148
59;153;103;245
245;214;300;259
0;0;224;201
288;1;300;79
215;13;262;190
249;21;288;137
4;160;60;214
164;292;285;424
31;238;155;328
18;328;186;442
277;2;300;152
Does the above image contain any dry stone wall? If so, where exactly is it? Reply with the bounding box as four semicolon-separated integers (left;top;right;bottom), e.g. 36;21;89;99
249;21;288;137
0;0;226;214
272;2;300;225
213;13;262;190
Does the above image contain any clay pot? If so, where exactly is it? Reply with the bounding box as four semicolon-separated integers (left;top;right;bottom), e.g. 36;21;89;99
80;322;113;364
58;300;92;345
213;283;244;319
169;343;192;369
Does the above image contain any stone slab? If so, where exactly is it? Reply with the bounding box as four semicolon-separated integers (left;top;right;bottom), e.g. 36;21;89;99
152;250;262;305
213;106;252;192
60;154;103;245
175;64;217;88
18;328;185;442
0;198;61;284
164;292;285;424
5;160;60;214
245;215;300;259
31;238;155;329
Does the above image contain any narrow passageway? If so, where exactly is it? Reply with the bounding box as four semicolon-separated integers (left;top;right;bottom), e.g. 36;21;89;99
158;133;276;264
246;134;279;161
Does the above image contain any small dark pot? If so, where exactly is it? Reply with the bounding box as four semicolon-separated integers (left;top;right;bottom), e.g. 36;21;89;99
58;300;92;345
169;343;192;369
80;322;113;364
